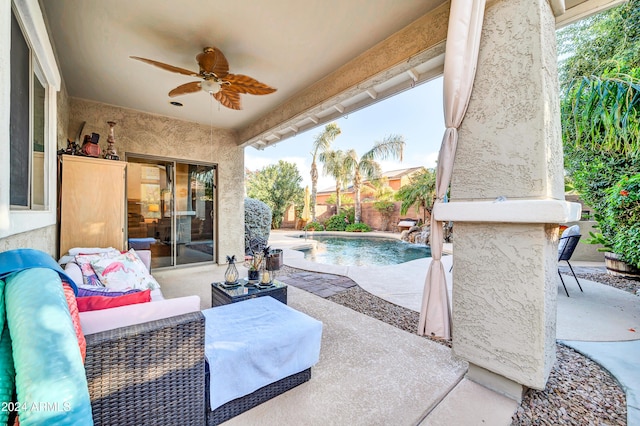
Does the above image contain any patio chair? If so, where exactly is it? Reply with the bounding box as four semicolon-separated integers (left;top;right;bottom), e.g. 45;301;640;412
558;230;584;297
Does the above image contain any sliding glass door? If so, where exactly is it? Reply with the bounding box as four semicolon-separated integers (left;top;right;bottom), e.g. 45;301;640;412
175;162;216;266
126;156;216;268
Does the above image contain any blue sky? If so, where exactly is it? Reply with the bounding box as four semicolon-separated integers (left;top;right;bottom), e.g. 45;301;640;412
245;76;445;191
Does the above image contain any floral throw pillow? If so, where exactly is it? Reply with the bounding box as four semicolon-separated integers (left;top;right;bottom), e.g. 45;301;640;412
74;251;118;287
90;249;160;292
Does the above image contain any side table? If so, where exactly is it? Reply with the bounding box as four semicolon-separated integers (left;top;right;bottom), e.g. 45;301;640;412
210;279;287;307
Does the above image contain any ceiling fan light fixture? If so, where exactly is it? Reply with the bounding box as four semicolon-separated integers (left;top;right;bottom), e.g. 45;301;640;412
201;79;221;94
131;46;276;110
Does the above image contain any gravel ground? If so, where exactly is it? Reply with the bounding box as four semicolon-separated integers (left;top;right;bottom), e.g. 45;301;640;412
297;266;636;425
577;272;640;296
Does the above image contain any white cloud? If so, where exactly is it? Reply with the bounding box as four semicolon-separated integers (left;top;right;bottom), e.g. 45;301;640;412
423;151;439;168
244;154;274;172
245;153;315;188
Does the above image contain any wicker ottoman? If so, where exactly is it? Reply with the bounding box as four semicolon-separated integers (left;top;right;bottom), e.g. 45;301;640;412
202;297;323;425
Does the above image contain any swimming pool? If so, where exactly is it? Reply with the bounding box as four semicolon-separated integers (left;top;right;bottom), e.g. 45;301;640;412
297;235;431;266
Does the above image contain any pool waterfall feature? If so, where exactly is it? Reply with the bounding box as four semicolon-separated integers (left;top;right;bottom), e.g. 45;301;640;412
399;225;431;246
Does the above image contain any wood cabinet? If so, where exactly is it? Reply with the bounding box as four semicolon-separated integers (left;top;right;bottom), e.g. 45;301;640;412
59;155;126;255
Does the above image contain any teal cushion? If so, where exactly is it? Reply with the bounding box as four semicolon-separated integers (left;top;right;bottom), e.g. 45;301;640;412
0;280;15;426
0;249;78;295
5;268;92;425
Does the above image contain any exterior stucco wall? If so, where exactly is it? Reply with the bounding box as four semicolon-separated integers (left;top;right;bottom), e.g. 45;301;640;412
0;225;57;256
452;0;564;200
68;98;243;264
448;0;564;391
452;222;557;388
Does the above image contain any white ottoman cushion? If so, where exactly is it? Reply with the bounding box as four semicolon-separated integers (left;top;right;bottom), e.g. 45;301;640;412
203;297;323;410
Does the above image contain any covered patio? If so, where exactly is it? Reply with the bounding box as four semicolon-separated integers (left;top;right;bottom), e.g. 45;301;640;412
0;0;630;422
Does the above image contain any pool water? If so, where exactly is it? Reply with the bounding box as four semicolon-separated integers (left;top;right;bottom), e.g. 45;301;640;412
298;235;431;266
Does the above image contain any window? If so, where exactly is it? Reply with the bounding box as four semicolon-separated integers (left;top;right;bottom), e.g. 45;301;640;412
10;7;46;210
1;1;61;238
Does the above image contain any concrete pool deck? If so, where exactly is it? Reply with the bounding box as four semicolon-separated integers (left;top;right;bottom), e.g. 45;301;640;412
268;229;640;342
268;230;453;313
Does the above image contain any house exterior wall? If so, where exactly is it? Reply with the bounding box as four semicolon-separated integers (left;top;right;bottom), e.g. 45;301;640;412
0;225;57;255
68;98;244;264
388;177;403;191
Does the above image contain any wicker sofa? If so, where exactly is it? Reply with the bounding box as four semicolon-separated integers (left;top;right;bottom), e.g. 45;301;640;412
59;249;206;424
63;249;317;425
85;311;206;425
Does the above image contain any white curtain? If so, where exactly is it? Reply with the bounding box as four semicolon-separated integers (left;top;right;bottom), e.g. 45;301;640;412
418;0;486;339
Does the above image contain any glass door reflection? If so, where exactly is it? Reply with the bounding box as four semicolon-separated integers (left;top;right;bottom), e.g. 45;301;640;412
126;160;173;269
175;163;215;266
126;157;215;269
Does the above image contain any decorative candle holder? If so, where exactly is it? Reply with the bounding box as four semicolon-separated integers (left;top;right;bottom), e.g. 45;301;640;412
104;121;120;160
224;255;239;285
260;265;274;285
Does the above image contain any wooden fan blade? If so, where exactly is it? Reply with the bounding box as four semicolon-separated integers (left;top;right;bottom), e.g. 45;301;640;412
168;81;202;97
197;47;229;79
213;89;241;110
224;74;277;95
130;56;199;77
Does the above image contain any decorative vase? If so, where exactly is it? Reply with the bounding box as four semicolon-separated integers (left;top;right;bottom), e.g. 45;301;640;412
224;255;239;284
604;252;640;281
104;121;119;160
266;249;283;271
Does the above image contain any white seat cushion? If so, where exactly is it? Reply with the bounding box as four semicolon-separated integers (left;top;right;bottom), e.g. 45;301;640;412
80;295;201;335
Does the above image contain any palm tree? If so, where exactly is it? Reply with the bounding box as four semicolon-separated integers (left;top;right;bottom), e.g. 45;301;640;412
394;168;437;224
347;135;405;223
319;149;351;215
310;123;341;221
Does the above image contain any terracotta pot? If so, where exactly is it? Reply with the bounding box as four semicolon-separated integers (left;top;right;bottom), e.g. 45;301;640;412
604;252;640;281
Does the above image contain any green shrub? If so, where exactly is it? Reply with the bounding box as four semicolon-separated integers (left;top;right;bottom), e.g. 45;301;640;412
346;223;371;232
303;221;324;231
324;214;348;231
604;174;640;268
244;197;272;253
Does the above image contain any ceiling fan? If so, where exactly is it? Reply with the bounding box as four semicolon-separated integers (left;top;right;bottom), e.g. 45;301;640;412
130;47;276;110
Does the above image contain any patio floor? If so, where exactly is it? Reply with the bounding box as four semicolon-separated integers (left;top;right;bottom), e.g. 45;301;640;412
152;230;639;425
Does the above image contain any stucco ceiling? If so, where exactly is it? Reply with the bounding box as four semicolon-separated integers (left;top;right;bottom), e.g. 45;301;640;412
41;0;445;139
40;0;624;149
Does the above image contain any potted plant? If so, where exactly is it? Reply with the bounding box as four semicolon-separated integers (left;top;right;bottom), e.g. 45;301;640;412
245;253;263;281
596;174;640;279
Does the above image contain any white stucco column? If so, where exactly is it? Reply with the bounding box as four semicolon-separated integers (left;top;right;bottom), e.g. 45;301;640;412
433;0;580;398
